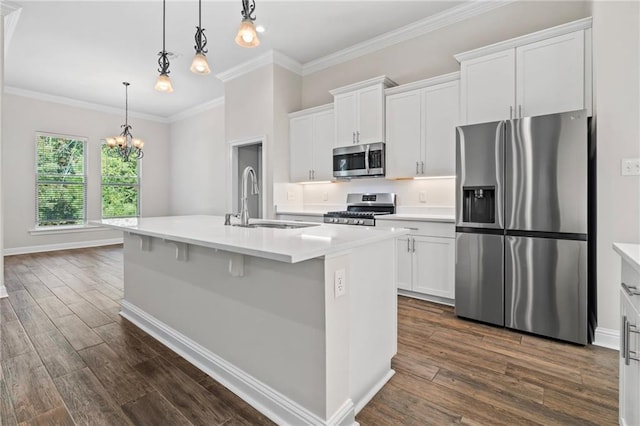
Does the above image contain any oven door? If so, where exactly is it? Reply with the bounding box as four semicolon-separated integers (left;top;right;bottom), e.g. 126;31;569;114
333;143;385;178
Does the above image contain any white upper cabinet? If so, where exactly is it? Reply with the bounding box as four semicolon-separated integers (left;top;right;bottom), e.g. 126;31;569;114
456;18;592;125
289;104;334;182
517;30;585;117
385;73;460;178
330;76;396;147
460;49;515;124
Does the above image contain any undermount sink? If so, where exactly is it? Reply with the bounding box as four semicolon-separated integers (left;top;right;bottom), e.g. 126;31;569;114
233;222;320;229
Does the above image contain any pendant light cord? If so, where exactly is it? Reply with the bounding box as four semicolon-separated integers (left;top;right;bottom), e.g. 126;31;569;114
162;0;166;52
125;83;129;127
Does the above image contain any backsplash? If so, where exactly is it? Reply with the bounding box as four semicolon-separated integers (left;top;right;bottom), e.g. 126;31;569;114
274;178;455;214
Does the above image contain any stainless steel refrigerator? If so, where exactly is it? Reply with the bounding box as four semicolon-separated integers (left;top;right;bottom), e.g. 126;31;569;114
454;110;596;345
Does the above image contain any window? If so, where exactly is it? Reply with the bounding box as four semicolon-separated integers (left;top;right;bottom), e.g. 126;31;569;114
36;133;87;227
101;144;140;218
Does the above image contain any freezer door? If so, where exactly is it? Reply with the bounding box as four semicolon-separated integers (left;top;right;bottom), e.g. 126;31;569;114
455;232;504;326
505;110;587;234
505;236;587;344
456;121;504;229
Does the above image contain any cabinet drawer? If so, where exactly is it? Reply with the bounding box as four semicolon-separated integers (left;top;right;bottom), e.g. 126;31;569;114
378;219;454;238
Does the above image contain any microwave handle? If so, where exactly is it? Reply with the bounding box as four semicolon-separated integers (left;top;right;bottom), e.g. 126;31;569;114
365;144;370;173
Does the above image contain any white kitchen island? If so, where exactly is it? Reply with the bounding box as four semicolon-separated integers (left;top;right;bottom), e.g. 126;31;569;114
95;215;408;426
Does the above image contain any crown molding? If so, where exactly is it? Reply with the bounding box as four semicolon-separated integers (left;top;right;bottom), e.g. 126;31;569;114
384;71;460;96
4;86;169;123
288;103;333;119
215;50;303;83
301;0;516;76
0;1;20;17
168;96;225;123
454;16;592;63
328;75;397;96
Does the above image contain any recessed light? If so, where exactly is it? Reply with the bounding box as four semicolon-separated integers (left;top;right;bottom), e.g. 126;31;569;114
255;25;265;33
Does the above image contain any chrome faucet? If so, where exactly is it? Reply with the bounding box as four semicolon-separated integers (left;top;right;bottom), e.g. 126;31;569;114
239;166;259;226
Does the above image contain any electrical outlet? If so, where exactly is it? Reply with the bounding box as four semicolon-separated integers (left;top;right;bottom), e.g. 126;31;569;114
287;191;296;201
621;158;640;176
419;191;427;203
322;192;329;202
334;268;346;298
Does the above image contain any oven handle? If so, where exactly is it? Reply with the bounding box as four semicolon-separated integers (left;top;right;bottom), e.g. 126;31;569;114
365;144;370;174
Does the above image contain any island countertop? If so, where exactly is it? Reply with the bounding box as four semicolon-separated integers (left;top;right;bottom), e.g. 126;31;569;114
94;215;409;263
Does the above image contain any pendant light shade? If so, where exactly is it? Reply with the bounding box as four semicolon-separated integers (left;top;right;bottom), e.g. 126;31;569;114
155;0;174;92
191;0;211;74
236;0;260;48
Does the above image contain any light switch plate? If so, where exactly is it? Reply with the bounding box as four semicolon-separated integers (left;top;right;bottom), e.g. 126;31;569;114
323;192;329;201
287;191;296;201
334;268;346;298
621;158;640;176
419;191;426;203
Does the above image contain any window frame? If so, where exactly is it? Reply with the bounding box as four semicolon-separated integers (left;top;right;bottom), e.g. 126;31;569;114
34;132;88;229
100;142;141;219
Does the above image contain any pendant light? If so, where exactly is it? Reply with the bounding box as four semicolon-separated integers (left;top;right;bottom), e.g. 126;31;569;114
105;82;144;162
235;0;260;48
190;0;211;74
155;0;174;92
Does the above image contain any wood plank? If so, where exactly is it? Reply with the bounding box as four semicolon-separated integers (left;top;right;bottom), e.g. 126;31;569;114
7;290;38;310
4;277;25;293
50;315;103;351
17;406;74;426
20;280;54;301
543;387;617;425
1;320;34;360
13;306;57;337
30;330;86;379
200;376;274;425
78;343;153;405
93;323;158;366
0;366;19;426
36;297;73;320
80;289;120;312
121;391;192;426
1;298;19;323
135;356;233;425
49;286;84;305
390;352;439;382
1;352;64;423
67;300;113;328
53;368;132;426
29;269;67;289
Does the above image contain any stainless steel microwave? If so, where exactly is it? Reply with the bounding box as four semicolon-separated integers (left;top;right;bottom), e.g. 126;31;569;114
333;142;385;178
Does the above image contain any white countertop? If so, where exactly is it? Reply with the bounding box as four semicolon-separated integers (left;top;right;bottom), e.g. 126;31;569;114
613;243;640;274
93;215;408;264
376;213;455;223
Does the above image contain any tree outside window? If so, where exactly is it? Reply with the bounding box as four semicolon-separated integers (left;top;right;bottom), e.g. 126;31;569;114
36;134;86;227
101;144;140;218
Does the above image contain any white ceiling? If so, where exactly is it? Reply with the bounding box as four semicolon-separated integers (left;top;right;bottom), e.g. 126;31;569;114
5;1;466;118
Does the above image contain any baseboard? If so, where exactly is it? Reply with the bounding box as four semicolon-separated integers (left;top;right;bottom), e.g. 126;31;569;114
0;285;7;298
3;238;123;256
593;327;619;350
120;300;356;426
353;369;394;414
398;289;454;307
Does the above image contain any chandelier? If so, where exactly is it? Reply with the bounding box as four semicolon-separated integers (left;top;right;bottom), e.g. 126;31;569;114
105;82;144;162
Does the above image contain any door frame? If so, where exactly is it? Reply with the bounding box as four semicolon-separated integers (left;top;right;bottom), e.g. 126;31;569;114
227;135;267;218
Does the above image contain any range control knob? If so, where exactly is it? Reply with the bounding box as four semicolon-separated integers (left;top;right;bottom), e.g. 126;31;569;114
342;218;349;224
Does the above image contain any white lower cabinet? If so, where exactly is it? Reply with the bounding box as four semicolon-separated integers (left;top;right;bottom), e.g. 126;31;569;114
381;219;455;303
619;253;640;426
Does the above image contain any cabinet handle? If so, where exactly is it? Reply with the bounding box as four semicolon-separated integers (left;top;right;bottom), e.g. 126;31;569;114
356;131;360;143
623;315;628;361
411;238;416;253
416;161;419;175
405;227;419;231
623;319;640;365
421;161;424;175
622;282;640;296
407;238;411;253
509;106;513;119
519;105;523;118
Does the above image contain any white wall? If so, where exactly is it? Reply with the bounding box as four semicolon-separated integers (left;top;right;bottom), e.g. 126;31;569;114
302;1;591;108
2;94;170;252
592;1;640;331
168;104;226;216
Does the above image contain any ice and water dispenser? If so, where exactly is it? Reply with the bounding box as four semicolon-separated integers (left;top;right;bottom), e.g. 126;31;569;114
462;186;495;224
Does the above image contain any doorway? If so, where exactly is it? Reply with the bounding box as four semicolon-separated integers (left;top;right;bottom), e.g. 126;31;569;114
228;137;266;219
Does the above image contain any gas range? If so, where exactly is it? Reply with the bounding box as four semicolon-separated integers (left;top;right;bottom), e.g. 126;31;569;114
323;193;396;226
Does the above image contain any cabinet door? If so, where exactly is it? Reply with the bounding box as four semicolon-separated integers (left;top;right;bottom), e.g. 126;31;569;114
334;92;358;146
386;90;422;178
357;85;385;144
460;49;515;125
620;291;640;426
413;236;455;299
422;81;459;176
311;110;335;181
516;30;585;118
289;116;314;182
396;236;412;291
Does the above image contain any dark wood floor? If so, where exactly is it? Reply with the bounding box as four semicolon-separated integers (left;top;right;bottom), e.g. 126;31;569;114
0;246;618;425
